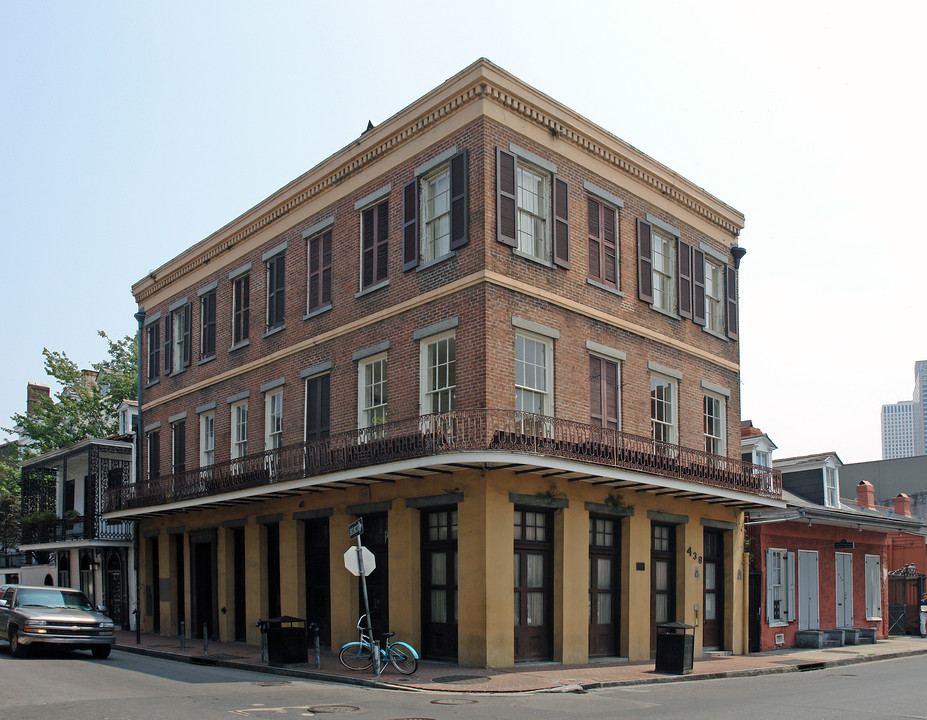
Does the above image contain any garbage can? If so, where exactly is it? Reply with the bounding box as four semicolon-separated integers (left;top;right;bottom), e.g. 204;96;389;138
655;622;694;675
264;616;309;666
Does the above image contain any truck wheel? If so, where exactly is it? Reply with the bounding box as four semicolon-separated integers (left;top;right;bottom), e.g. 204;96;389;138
9;628;29;658
91;645;111;659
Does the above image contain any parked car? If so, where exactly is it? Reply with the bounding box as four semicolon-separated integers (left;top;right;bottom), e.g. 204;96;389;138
0;585;115;658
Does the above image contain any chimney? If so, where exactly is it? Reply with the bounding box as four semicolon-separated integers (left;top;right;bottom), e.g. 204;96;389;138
26;383;50;416
856;480;875;510
894;494;912;518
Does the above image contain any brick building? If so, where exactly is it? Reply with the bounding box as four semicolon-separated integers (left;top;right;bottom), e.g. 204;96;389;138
105;59;782;667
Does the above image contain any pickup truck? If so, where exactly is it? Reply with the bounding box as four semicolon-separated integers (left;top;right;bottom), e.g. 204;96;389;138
0;584;115;658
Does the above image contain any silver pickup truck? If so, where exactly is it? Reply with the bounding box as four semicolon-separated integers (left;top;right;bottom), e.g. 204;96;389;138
0;585;115;658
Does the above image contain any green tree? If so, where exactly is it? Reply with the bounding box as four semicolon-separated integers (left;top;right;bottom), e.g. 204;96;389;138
6;331;138;455
0;442;23;553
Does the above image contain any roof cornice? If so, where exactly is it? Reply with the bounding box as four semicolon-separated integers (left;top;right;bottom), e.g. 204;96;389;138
134;58;745;305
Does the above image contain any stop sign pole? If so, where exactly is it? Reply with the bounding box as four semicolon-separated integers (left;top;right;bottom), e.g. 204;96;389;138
348;519;377;673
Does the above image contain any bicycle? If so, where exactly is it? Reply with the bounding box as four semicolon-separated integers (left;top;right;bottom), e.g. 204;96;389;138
338;615;419;674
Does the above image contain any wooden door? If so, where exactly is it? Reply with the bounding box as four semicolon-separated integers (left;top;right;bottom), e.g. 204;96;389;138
835;552;853;627
650;523;675;656
421;508;458;660
702;530;723;649
589;516;620;657
514;508;553;661
798;550;819;630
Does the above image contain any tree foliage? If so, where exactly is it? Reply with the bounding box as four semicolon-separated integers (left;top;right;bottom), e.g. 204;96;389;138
0;442;23;552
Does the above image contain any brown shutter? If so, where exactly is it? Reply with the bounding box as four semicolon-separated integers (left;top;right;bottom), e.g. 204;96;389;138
321;231;332;306
587;197;601;280
402;179;419;271
449;150;469;250
726;265;739;339
589;356;603;427
181;302;192;367
604;359;619;430
678;241;692;319
496;148;517;247
692;248;706;326
163;315;172;373
362;207;375;288
590;356;620;430
552;176;570;268
375;201;389;283
602;204;617;286
637;219;654;303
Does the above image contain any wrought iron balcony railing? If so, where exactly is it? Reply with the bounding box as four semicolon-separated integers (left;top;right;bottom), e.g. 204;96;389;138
104;410;782;513
20;515;134;545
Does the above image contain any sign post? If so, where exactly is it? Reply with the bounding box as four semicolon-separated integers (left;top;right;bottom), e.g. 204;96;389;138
344;520;379;675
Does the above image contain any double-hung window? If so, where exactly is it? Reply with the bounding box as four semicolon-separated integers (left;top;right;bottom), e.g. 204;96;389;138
704;258;725;335
361;200;389;290
266;252;285;331
650;375;677;445
200;412;214;467
306;230;332;314
420;165;451;263
265;390;283;451
231;401;248;460
421;332;456;415
146;322;160;383
358;354;388;434
200;288;216;360
232;273;250;346
496;147;569;267
824;466;839;508
164;302;191;375
515;333;552;422
650;228;676;314
637;216;682;316
703;392;725;455
766;548;795;625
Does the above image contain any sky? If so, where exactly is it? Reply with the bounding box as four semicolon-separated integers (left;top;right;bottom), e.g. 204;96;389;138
2;0;925;464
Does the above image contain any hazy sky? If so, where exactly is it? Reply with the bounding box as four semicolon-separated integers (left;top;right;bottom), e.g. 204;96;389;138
2;1;925;463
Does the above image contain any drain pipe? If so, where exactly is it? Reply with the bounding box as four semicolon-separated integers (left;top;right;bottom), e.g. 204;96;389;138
743;514;804;526
133;308;145;645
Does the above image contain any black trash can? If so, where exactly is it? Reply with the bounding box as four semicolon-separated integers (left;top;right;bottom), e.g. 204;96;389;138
264;616;309;666
655;622;694;675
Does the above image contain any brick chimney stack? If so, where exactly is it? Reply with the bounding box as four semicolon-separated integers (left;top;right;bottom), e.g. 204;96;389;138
856;480;875;510
894;494;912;518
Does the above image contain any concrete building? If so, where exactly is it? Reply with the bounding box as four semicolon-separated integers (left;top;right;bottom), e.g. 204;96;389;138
881;361;927;459
104;59;783;667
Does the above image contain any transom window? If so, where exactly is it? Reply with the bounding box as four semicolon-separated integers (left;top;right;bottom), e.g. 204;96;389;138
421;332;456;414
650;375;677;445
516;161;550;260
515;334;552;416
359;354;388;432
705;258;724;334
427;510;458;541
703;393;725;455
514;510;548;542
651;228;676;313
420;165;451;263
590;517;616;548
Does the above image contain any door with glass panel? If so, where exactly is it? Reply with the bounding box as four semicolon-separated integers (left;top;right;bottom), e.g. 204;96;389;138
514;508;553;661
421;508;458;660
650;523;676;656
589;516;621;657
702;529;724;649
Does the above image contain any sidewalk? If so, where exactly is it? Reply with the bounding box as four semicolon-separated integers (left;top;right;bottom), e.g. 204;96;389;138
113;631;927;694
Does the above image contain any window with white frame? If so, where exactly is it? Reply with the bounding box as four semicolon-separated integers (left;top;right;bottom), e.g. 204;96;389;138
358;354;388;432
164;303;191;374
650;375;677;445
766;548;794;625
200;412;214;467
265;390;283;450
516;161;551;260
704;257;724;334
231;401;248;459
864;554;882;620
420;164;451;263
515;333;552;417
651;227;676;314
703;392;725;455
754;450;770;467
421;332;456;414
824;466;839;508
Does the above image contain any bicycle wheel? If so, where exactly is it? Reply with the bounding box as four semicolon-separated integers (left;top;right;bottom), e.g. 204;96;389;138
339;642;374;670
388;644;418;675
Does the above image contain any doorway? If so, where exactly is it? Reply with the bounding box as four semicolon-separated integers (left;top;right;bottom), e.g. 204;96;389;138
835;552;853;627
514;508;553;661
650;523;676;657
702;529;723;649
797;550;819;630
190;531;218;639
421;508;458;660
589;515;620;657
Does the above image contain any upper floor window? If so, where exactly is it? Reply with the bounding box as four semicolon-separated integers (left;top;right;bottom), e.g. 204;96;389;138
420;332;456;414
704;258;725;335
496;147;569;267
650;375;677;445
265;390;283;450
754;450;770;468
824;466;839;508
146;322;160;383
146;430;160;480
200;289;216;360
361;200;389;290
589;355;620;431
266;253;285;331
164;302;191;375
231;401;248;459
766;548;794;625
358;353;388;432
200;412;215;467
587;196;619;289
307;230;332;314
515;333;552;416
650;227;676;314
232;274;250;346
171;421;186;475
305;373;331;443
703;392;725;455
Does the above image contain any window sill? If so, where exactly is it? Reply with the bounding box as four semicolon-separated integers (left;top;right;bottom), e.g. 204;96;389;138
768;621;789;628
649;304;680;321
416;250;456;272
230;339;250;352
355;279;389;299
144;378;160;389
198;354;216;366
701;326;728;342
512;248;553;269
586;278;624;297
168;368;186;378
304;304;333;321
263;324;286;339
866;616;882;622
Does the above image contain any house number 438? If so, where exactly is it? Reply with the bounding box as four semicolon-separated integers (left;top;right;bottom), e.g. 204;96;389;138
686;546;702;564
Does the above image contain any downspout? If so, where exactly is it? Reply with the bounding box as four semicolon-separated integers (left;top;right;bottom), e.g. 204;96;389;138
134;308;145;644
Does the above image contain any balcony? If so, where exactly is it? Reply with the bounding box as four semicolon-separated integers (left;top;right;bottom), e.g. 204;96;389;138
106;410;781;514
20;514;133;545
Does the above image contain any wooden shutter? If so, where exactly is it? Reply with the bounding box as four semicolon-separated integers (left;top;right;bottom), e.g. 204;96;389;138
308;231;332;311
321;232;332;306
786;551;796;622
362;207;375;288
726;265;739;339
587;197;601;280
496;148;517;247
449;150;469;250
692;248;706;326
375;202;389;283
589;356;603;426
148;431;160;480
678;241;692;319
589;356;620;430
553;176;570;268
402;179;419;270
240;276;250;342
181;303;192;367
163;315;172;373
602;204;617;286
173;422;186;475
765;548;773;623
637;219;654;303
201;292;216;357
305;374;331;442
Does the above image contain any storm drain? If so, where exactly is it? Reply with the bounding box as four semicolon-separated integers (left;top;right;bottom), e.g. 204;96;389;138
431;675;490;685
307;705;359;713
431;698;478;705
796;662;827;672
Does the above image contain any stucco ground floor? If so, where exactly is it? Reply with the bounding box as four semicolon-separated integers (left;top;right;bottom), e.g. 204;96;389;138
136;468;750;668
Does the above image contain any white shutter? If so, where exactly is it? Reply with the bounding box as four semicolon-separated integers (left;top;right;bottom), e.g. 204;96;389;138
765;548;774;623
865;555;882;620
786;551;796;622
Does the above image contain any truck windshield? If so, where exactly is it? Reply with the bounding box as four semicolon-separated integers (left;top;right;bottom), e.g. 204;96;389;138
16;589;94;610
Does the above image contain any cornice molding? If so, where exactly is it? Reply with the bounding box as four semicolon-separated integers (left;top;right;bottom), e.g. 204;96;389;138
136;65;742;305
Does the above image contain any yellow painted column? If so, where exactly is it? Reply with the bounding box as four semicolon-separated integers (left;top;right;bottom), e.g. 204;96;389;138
676;521;702;656
623;511;651;661
216;526;233;642
387;503;419;644
244;522;265;644
730;516;747;654
329;513;357;649
278;516;300;617
556;502;588;665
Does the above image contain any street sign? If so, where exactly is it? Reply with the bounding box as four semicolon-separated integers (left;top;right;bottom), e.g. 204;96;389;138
344;546;376;577
349;518;364;539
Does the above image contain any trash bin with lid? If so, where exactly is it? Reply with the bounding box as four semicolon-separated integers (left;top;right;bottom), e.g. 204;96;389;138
654;621;694;674
264;616;309;666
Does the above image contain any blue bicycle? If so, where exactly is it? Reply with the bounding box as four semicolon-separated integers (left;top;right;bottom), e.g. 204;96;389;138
338;615;419;674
